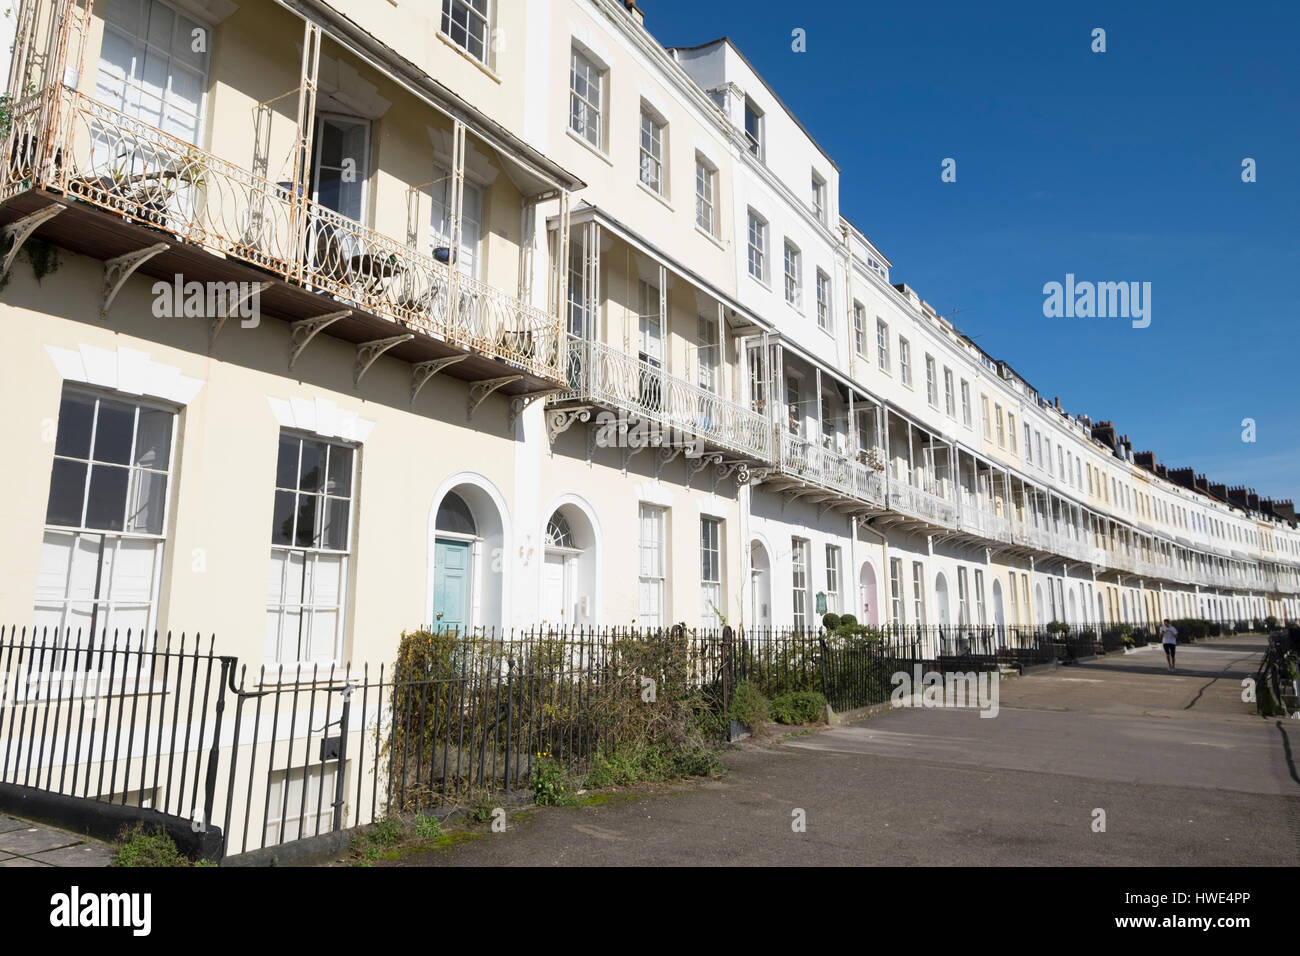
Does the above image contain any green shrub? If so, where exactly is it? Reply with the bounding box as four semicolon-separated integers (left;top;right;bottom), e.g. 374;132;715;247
837;614;858;628
728;681;769;729
530;753;572;806
1265;615;1279;631
111;824;192;867
822;612;841;631
1046;621;1070;635
769;690;826;725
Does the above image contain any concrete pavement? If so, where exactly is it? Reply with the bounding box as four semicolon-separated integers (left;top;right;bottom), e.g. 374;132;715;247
381;633;1299;866
0;815;115;867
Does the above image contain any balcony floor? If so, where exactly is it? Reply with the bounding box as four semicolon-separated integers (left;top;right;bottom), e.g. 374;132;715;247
0;189;561;397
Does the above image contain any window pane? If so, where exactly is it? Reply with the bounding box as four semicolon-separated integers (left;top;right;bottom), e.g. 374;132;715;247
321;498;350;551
133;407;172;469
276;435;299;489
294;494;318;547
326;446;352;497
46;459;88;526
54;393;95;459
93;401;135;464
126;469;167;534
272;490;296;546
299;440;326;492
86;464;130;531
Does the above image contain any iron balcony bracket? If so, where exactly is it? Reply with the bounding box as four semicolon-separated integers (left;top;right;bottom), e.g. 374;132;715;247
209;281;272;349
1;202;66;283
467;375;522;419
101;242;169;317
410;354;469;405
288;310;351;370
354;334;413;386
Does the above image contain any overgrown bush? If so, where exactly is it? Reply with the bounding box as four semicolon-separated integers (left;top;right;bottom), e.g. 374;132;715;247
1046;621;1070;636
728;681;770;729
769;690;826;725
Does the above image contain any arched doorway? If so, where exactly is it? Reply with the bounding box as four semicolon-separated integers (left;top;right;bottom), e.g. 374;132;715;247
430;481;506;632
1067;589;1078;626
992;578;1006;629
1034;583;1045;625
750;540;772;628
1097;593;1105;625
1121;593;1130;623
542;505;597;628
933;572;950;630
859;560;880;628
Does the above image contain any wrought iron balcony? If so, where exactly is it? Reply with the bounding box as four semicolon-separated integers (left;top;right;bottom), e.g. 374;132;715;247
774;432;886;508
957;499;1011;543
0;84;562;390
555;335;772;462
888;480;958;529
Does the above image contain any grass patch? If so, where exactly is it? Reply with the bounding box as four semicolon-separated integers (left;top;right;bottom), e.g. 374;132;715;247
110;824;200;867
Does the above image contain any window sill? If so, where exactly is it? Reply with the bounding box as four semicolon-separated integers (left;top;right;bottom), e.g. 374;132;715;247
695;225;725;250
258;663;349;686
637;179;673;210
749;274;772;292
566;126;613;166
436;30;501;83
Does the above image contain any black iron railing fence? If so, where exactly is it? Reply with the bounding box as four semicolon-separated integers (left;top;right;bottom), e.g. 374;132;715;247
0;618;1271;859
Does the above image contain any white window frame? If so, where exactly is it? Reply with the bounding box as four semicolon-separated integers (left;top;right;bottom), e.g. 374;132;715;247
815;270;832;331
747;209;768;283
37;387;178;646
876;319;890;372
638;504;667;628
792;537;810;628
784;241;802;309
569;46;604;150
700;516;722;627
440;0;493;66
825;544;841;614
695;154;717;236
266;431;357;669
638;103;666;195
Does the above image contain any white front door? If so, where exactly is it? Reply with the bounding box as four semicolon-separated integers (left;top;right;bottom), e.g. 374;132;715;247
543;551;567;624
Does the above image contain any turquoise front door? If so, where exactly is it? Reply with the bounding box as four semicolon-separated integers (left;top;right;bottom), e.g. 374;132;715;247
433;539;471;631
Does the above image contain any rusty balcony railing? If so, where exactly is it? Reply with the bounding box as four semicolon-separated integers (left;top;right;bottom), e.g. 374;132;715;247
0;84;561;381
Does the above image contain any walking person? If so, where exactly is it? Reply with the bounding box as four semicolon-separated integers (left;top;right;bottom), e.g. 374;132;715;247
1158;618;1178;671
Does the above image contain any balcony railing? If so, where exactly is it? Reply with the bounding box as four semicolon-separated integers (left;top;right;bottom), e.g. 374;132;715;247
559;336;772;461
0;84;561;380
776;433;885;507
957;499;1011;543
889;480;958;528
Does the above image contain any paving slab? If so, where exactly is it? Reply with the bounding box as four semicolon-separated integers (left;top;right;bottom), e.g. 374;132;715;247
0;815;28;835
31;842;117;867
0;856;53;867
0;826;83;855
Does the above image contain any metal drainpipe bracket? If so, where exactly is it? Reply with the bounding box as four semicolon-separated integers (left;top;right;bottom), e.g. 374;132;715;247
101;241;169;317
2;202;66;283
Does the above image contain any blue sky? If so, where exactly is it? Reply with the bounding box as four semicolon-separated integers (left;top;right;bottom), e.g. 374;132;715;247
644;0;1300;505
